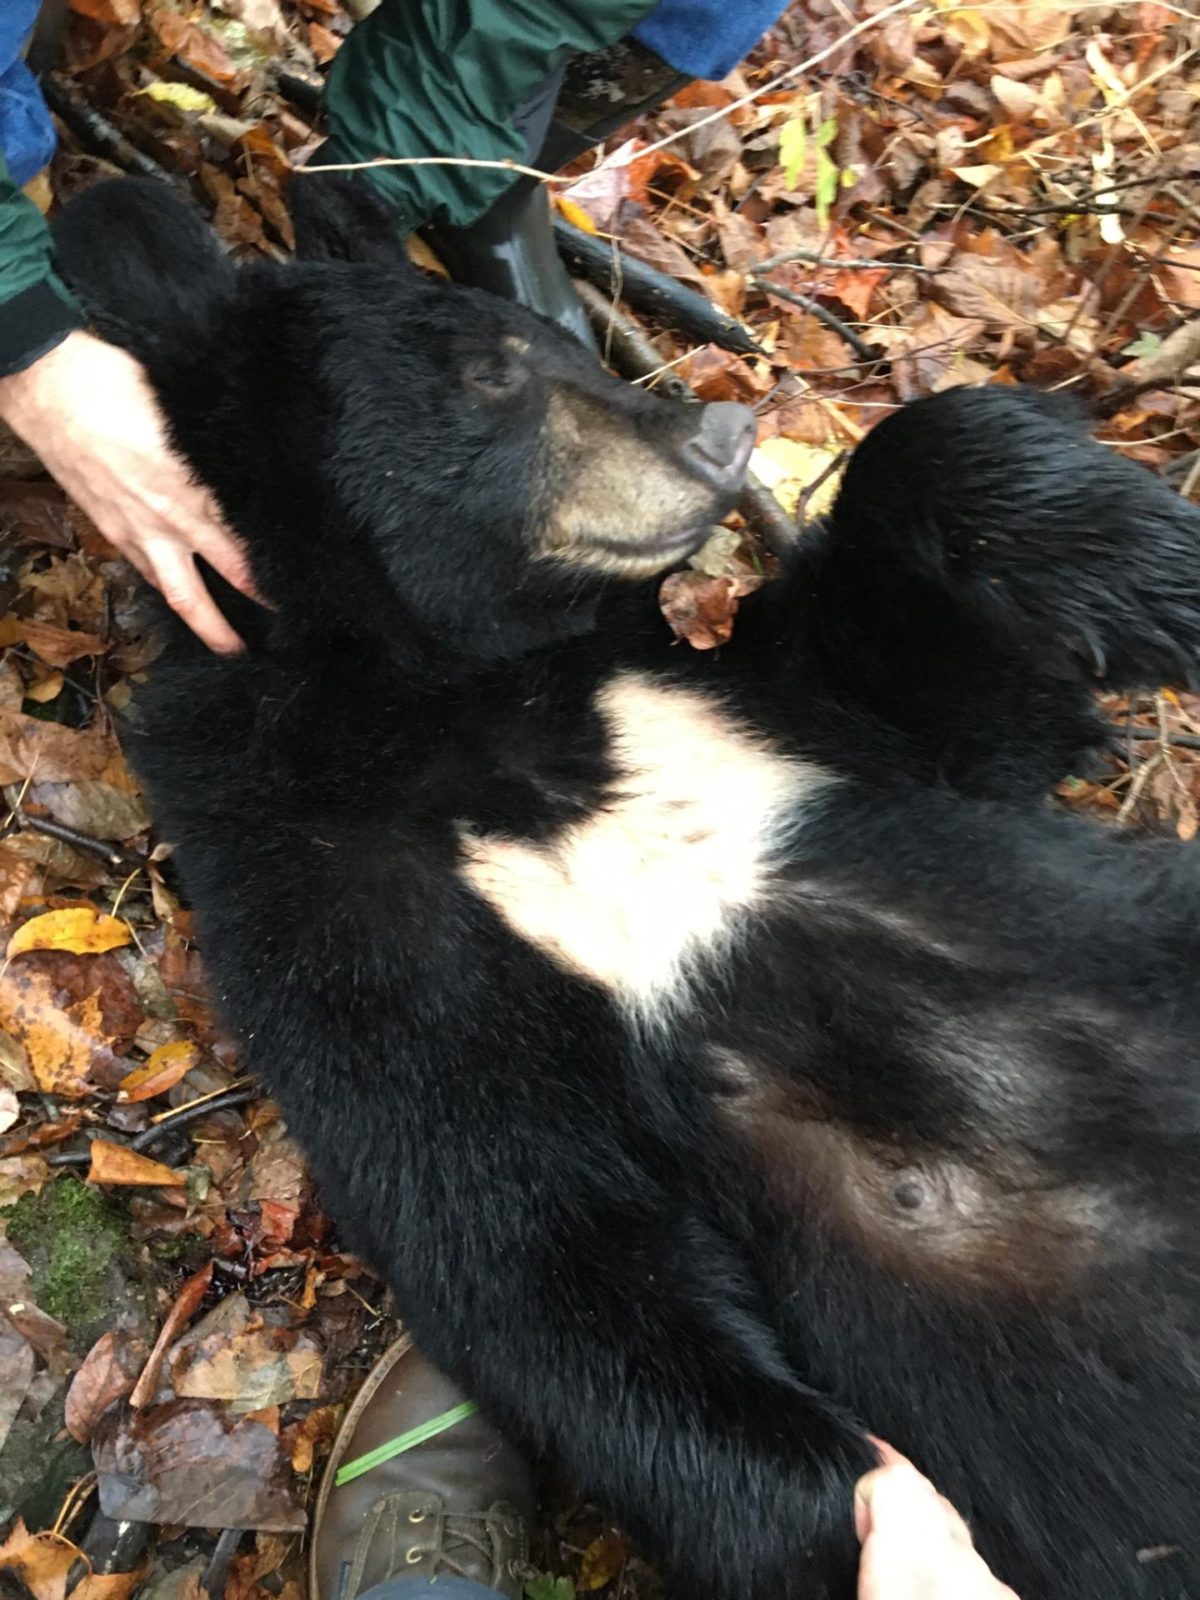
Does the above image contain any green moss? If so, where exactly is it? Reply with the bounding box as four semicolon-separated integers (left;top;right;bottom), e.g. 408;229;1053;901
5;1176;149;1345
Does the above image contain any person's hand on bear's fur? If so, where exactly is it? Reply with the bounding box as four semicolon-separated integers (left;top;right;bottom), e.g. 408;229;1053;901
0;328;260;654
855;1451;1020;1600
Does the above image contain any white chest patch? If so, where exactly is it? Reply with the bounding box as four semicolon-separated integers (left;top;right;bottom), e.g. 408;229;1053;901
458;672;833;1016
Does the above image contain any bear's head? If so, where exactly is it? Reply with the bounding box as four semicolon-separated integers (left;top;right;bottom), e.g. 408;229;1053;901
53;177;755;664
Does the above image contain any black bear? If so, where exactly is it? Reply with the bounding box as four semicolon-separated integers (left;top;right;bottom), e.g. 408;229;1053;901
53;177;1200;1600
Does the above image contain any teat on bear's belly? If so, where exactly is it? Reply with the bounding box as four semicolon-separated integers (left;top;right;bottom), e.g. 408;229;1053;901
458;670;835;1019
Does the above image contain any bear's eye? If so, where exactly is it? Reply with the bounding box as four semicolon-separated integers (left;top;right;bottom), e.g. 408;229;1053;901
463;358;529;401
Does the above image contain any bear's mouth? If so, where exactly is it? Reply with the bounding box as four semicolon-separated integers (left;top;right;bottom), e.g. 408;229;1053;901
565;524;711;578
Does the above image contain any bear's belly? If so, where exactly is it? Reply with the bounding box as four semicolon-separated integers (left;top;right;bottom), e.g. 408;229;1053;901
458;670;834;1019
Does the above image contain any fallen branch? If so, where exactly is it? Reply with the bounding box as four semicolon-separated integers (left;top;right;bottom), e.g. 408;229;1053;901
556;221;764;357
1096;314;1200;417
42;76;174;185
574;280;795;555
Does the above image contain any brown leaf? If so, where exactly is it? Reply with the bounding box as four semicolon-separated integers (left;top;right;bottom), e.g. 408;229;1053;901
618;217;707;290
284;1403;340;1473
72;1572;145;1600
130;1259;213;1409
307;21;341;63
659;571;757;650
932;256;1040;334
0;951;144;1099
117;1041;201;1104
26;777;150;842
0;1153;49;1206
0;1317;35;1454
64;1328;149;1443
149;10;245;87
17;620;106;668
87;1140;185;1188
0;707;118;786
170;1324;323;1411
93;1397;306;1531
8;907;131;960
677;345;773;404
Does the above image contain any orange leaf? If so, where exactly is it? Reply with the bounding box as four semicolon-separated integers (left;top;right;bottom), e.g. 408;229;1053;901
87;1140;185;1187
117;1040;201;1103
70;0;141;23
7;907;131;959
0;1521;77;1600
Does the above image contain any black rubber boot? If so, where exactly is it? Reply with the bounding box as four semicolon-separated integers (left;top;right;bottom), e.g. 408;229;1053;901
427;39;689;351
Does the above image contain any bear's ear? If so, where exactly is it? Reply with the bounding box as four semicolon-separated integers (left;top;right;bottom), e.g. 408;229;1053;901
53;178;235;359
289;172;415;272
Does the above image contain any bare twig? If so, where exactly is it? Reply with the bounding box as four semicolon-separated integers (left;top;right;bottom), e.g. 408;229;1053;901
753;247;936;274
748;278;875;361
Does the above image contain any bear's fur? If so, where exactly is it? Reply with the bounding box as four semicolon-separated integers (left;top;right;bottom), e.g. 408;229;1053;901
54;178;1200;1600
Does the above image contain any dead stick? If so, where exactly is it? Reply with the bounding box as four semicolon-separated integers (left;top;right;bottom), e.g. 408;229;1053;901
575;280;796;555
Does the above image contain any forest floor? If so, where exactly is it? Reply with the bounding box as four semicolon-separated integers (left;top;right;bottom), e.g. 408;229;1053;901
0;2;1197;1598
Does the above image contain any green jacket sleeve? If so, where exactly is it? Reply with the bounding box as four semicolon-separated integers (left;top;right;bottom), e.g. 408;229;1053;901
0;150;84;376
322;0;660;231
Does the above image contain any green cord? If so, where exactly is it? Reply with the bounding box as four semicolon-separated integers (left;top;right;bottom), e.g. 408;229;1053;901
334;1400;479;1487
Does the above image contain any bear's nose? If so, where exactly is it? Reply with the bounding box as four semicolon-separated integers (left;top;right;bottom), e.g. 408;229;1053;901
682;402;757;489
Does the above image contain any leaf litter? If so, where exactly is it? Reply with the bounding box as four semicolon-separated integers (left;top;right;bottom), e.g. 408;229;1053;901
0;1;1197;1597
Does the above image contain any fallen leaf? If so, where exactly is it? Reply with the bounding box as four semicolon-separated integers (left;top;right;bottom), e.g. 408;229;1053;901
130;1259;214;1408
932;255;1040;333
284;1402;340;1473
21;619;107;667
0;1317;35;1454
88;1141;185;1188
65;1328;150;1442
0;1522;76;1600
619;217;707;290
751;438;844;519
659;570;759;650
578;1528;627;1592
137;81;218;115
25;777;150;842
0;950;143;1098
69;0;141;22
0;707;118;786
149;10;246;87
0;1153;49;1205
552;195;599;236
8;907;132;960
73;1572;145;1600
94;1397;307;1530
117;1041;201;1104
307;21;341;63
171;1323;324;1411
0;1085;18;1135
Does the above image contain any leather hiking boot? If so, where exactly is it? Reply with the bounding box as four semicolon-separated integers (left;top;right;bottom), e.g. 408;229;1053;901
309;1335;534;1600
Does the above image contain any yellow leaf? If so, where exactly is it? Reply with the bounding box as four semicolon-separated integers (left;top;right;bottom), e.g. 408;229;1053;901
939;5;991;54
750;438;844;520
7;907;131;959
87;1140;185;1188
137;81;218;115
117;1040;201;1103
552;195;600;235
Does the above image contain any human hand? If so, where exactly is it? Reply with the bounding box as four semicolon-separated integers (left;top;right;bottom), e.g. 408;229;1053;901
856;1445;1020;1600
0;330;260;653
